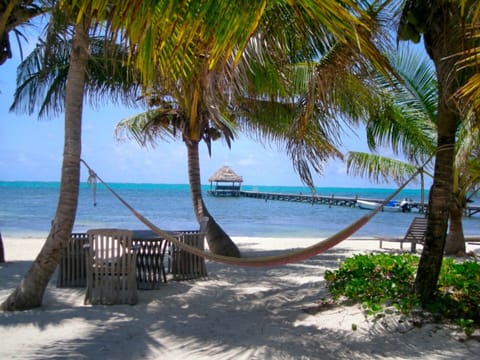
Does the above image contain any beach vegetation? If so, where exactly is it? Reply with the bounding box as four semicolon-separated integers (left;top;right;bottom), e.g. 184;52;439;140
325;253;480;336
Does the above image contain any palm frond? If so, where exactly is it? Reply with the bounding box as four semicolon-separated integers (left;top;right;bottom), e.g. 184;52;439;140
346;151;421;185
115;109;178;146
236;96;342;188
363;44;437;163
9;33;142;118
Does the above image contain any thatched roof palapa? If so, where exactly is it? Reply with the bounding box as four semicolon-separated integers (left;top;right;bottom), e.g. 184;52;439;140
208;166;243;183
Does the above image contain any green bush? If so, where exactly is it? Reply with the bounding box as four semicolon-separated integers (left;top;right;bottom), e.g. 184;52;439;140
324;253;480;335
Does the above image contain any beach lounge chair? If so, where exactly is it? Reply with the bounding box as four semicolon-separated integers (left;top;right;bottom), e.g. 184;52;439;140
403;217;428;252
84;229;138;305
170;217;208;280
56;233;89;288
380;217;428;252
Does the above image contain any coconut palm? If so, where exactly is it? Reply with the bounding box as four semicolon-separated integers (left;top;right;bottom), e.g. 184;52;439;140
1;11;92;310
115;92;242;258
346;45;480;256
397;0;479;302
1;3;142;310
114;1;393;257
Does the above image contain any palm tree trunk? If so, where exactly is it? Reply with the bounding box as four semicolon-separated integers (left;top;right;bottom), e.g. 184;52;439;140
445;199;466;255
415;135;454;302
1;19;89;311
186;140;241;257
414;1;465;303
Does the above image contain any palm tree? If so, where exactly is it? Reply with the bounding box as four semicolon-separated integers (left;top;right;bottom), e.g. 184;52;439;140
1;7;150;311
397;0;479;302
1;12;91;310
346;45;480;256
115;92;242;258
115;1;394;257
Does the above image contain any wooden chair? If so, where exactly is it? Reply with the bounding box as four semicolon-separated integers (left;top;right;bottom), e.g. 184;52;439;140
404;217;428;252
56;233;89;288
171;217;208;281
84;229;138;305
379;217;428;252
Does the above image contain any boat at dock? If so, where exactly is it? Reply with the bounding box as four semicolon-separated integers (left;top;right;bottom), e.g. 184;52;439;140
357;199;412;212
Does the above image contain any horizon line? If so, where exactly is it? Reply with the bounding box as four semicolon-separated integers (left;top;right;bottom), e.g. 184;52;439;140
0;179;427;190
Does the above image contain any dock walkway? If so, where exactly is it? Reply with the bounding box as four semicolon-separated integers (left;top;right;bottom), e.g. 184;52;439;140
207;189;479;217
239;190;358;207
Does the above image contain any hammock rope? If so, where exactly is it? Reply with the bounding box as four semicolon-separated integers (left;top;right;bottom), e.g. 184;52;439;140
86;167;97;206
80;158;431;267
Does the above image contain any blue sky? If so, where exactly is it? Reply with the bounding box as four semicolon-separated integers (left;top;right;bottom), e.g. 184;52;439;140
0;30;422;189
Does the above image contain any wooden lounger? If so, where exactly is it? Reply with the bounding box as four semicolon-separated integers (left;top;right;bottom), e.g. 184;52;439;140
380;217;428;252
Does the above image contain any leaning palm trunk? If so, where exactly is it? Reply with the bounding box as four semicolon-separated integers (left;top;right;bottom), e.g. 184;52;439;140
186;140;241;257
1;20;89;311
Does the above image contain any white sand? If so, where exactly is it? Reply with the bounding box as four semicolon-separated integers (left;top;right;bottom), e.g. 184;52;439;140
1;235;480;360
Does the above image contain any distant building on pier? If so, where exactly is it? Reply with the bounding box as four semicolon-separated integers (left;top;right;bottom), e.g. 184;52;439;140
207;166;243;197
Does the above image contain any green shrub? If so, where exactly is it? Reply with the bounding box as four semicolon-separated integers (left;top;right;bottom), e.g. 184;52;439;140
324;253;480;334
434;259;480;335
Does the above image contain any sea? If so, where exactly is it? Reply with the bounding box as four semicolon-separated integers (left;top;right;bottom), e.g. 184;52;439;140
1;181;479;239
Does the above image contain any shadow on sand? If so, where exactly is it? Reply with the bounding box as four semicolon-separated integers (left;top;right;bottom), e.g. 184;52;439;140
1;244;478;359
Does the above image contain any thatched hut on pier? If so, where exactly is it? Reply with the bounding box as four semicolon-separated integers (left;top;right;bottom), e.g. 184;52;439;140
207;166;243;196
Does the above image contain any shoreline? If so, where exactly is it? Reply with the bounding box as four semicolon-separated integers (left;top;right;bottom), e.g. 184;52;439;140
1;235;480;359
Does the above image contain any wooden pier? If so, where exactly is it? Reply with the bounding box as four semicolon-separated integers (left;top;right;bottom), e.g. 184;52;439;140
207;190;479;217
239;190;358;207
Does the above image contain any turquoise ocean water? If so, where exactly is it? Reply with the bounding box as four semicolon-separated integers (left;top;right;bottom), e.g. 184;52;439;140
1;181;479;239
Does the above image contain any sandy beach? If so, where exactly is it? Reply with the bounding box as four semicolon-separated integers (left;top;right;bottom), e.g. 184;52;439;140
1;235;480;360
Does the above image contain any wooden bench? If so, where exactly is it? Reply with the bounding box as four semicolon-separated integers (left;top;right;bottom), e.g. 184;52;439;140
380;217;428;252
170;218;208;281
56;233;89;288
170;231;208;280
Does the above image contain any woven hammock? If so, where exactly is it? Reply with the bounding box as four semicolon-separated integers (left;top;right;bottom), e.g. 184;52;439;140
80;159;426;267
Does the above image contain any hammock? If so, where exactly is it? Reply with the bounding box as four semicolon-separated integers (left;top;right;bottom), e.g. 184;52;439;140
80;159;428;267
